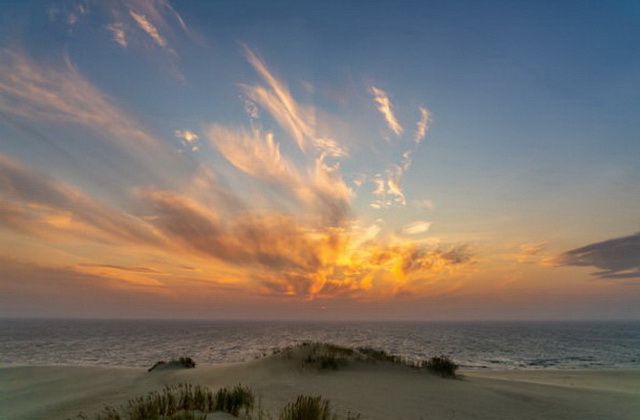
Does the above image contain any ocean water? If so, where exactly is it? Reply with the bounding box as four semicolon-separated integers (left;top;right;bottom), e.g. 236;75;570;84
1;319;639;370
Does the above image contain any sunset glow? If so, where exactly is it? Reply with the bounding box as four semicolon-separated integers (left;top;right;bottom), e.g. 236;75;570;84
1;0;639;319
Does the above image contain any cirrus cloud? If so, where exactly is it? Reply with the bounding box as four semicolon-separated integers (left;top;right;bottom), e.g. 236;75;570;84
370;86;403;136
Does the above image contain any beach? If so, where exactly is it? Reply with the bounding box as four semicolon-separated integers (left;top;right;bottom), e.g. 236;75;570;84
2;349;639;419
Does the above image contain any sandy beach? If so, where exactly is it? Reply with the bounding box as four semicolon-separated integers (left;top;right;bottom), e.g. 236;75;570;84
2;347;638;420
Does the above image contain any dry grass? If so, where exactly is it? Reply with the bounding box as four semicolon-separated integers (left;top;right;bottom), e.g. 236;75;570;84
288;342;457;377
78;383;254;419
278;395;359;420
424;355;459;378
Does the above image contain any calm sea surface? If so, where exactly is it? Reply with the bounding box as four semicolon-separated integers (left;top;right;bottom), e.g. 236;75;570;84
1;319;639;370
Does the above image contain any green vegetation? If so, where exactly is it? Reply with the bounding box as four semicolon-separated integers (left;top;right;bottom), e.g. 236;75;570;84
281;342;458;377
424;355;459;378
76;386;361;420
356;346;402;364
213;385;255;416
148;357;196;372
300;343;353;370
78;383;253;419
279;395;331;420
278;395;361;420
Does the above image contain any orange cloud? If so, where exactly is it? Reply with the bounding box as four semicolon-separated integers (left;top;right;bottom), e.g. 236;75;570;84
0;46;472;306
0;154;162;246
206;124;351;226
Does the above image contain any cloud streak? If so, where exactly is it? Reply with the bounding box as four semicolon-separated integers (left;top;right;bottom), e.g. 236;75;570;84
129;10;167;48
241;46;348;158
0;154;163;247
107;22;128;47
0;50;160;152
206;125;351;226
402;221;432;235
370;86;403;136
414;106;430;143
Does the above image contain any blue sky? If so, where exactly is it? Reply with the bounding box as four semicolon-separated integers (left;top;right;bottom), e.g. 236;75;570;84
0;0;638;319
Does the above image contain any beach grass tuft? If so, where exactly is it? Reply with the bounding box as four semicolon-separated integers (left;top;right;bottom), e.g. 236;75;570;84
300;343;352;370
424;355;459;378
81;382;253;419
278;395;335;420
278;395;361;420
214;384;255;416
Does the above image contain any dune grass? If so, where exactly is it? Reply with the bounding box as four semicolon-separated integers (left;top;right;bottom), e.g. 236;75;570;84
214;384;255;416
78;383;253;419
279;395;334;420
300;342;354;370
424;355;459;378
356;346;402;364
78;386;362;420
278;395;360;420
289;342;458;377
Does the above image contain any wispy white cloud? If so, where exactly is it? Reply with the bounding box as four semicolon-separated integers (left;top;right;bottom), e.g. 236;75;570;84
386;166;406;206
370;86;403;136
107;22;128;47
0;50;159;152
402;221;432;235
241;46;348;158
206;124;351;225
207;125;295;186
129;10;167;48
175;129;199;143
414;106;430;143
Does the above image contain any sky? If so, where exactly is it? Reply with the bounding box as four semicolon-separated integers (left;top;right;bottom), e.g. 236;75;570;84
0;0;639;320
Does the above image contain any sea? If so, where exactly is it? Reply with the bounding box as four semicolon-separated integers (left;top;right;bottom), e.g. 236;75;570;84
1;319;639;370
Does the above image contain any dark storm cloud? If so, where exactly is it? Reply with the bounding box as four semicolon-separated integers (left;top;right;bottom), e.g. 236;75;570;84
556;232;640;279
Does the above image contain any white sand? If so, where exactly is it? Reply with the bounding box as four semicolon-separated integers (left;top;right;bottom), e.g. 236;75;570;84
1;354;639;419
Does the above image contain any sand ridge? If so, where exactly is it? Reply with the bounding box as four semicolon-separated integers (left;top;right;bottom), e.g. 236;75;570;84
1;350;639;419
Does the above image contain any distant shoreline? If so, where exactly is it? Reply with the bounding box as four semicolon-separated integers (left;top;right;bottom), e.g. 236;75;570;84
2;319;639;370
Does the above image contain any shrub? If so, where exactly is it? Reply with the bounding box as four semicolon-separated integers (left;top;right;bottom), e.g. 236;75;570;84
178;357;196;368
356;347;400;364
148;357;196;372
424;355;458;378
279;395;335;420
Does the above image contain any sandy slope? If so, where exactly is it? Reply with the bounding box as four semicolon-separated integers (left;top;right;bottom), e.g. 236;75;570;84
1;355;639;419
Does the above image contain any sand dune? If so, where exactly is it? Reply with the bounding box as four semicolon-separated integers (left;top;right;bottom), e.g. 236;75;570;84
1;350;639;419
